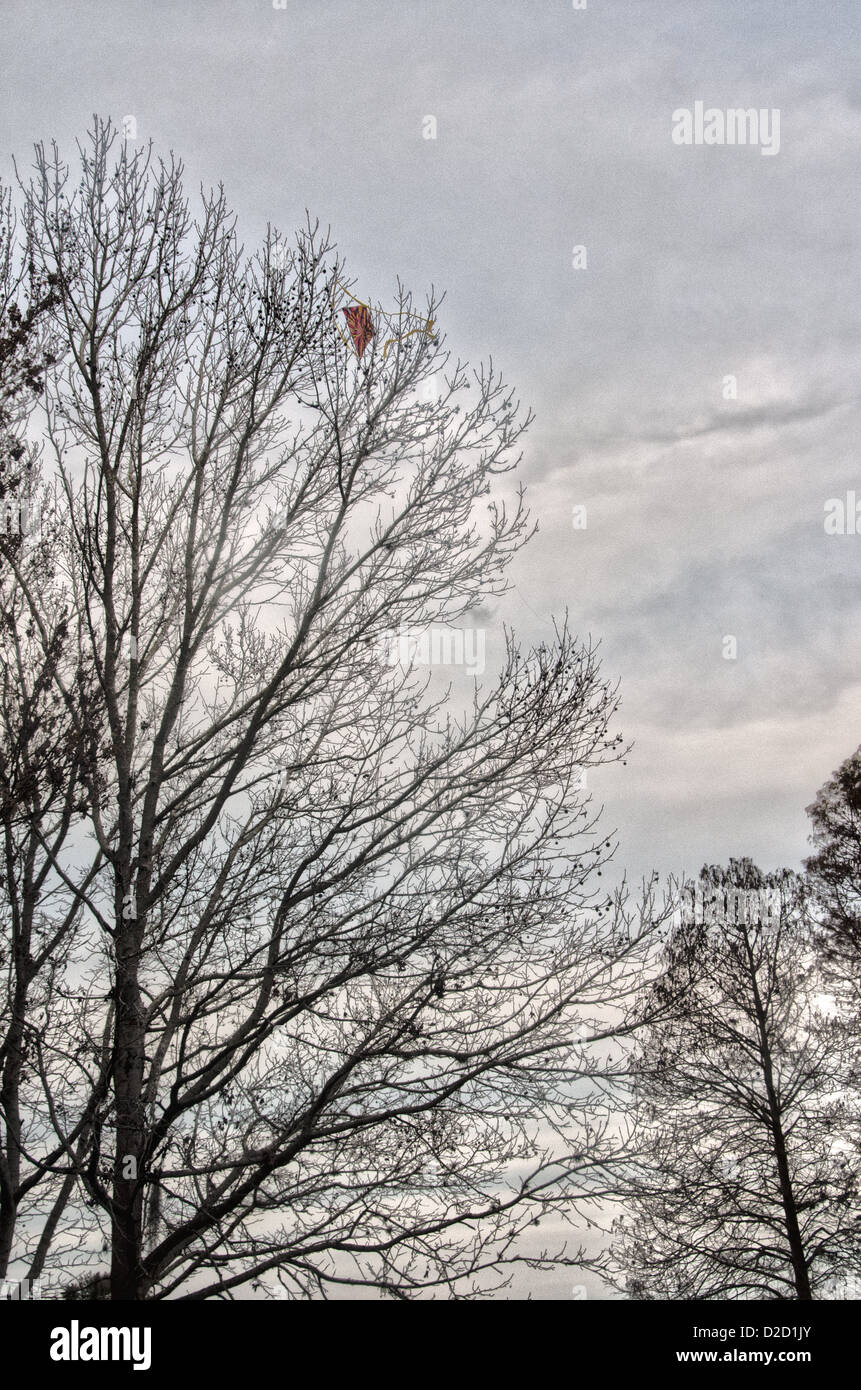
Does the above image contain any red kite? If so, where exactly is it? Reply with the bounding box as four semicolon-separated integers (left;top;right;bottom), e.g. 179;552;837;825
342;304;375;358
332;278;434;361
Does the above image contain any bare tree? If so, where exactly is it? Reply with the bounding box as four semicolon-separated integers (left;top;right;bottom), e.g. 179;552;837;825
0;181;58;461
598;860;859;1301
0;192;107;1283
4;119;656;1300
805;746;861;1015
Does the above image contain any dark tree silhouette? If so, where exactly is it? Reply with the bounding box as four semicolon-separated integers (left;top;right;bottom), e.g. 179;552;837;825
1;120;660;1300
805;747;861;1013
0;180;58;552
0;188;107;1283
598;860;859;1301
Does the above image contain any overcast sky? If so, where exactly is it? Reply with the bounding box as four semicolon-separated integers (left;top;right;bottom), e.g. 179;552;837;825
2;0;860;1295
3;0;859;881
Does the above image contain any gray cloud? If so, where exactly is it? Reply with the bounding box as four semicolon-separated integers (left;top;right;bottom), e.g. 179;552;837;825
2;0;859;1292
3;0;856;864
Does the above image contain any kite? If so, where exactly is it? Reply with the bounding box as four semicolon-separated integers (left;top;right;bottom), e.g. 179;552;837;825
331;278;435;361
341;303;376;359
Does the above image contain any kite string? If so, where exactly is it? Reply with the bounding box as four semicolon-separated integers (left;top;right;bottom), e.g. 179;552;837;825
331;277;372;313
382;320;435;360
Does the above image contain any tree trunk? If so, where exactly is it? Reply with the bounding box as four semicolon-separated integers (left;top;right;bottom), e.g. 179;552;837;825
749;959;813;1300
0;996;26;1279
0;840;34;1281
110;915;147;1300
769;1106;814;1300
